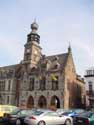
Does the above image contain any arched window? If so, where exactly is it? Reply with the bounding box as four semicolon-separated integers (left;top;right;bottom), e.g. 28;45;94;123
50;95;60;108
38;96;47;108
27;96;34;108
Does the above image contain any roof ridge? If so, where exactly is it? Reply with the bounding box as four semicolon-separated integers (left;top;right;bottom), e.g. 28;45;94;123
46;52;68;58
0;64;19;68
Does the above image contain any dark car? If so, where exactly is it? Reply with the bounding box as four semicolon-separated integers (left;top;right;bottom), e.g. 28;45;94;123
62;109;85;118
74;111;94;125
1;108;37;125
61;109;85;124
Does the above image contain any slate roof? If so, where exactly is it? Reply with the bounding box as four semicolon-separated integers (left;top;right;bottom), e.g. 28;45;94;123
46;53;69;69
0;52;69;74
0;64;19;70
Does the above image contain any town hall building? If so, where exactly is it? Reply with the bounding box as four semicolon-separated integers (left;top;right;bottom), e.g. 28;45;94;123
0;21;85;109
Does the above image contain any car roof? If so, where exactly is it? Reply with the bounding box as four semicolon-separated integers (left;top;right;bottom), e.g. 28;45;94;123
77;111;94;117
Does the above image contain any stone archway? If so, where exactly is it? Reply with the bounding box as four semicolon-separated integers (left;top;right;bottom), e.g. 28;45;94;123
50;95;60;109
27;95;34;108
38;96;47;108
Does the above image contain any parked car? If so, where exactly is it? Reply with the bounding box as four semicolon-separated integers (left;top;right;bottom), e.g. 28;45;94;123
74;111;94;125
62;109;85;118
24;109;73;125
1;108;37;125
0;105;18;118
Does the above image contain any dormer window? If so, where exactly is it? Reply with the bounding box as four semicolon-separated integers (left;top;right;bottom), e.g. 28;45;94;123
54;63;60;69
54;56;59;61
31;66;37;71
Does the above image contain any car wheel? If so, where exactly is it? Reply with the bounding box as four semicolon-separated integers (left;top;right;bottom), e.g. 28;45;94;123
38;121;46;125
16;119;22;125
65;119;71;125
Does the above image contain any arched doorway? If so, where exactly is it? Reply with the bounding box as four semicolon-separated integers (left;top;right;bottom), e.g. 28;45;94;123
38;96;47;108
50;95;60;109
27;96;34;108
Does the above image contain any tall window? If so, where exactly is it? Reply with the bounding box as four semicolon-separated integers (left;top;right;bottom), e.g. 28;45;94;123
40;77;46;90
89;81;93;95
29;78;35;90
8;80;11;91
7;96;9;104
0;81;5;91
52;76;58;90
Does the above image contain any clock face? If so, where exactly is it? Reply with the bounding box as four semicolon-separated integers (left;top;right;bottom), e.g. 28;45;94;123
34;50;38;54
26;48;30;53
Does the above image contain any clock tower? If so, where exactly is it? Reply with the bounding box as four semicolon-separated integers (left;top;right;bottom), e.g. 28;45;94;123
23;21;42;69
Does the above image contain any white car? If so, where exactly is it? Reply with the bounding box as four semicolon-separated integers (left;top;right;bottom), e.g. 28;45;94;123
24;109;73;125
56;108;68;115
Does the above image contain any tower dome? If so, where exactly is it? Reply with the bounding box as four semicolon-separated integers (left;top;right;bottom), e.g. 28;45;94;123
31;21;39;31
27;21;40;43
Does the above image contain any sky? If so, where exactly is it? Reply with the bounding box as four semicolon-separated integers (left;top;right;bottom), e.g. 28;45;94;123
0;0;94;77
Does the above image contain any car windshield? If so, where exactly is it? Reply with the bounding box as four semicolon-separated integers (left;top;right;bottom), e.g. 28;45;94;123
44;112;58;116
25;110;37;115
62;111;73;115
31;111;44;116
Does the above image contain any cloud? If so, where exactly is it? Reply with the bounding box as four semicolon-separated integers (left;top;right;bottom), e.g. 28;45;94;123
0;0;94;77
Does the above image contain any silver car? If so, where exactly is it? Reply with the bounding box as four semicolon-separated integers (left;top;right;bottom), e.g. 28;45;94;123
24;109;73;125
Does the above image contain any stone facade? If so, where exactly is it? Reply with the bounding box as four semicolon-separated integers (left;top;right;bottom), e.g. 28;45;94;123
0;21;85;109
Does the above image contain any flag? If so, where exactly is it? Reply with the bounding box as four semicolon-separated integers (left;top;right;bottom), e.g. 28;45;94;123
51;74;57;81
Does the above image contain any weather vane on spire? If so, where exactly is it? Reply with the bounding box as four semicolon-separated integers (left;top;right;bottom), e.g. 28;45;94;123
34;18;36;23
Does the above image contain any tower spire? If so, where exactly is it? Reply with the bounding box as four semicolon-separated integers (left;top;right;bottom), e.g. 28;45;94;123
68;41;72;53
23;21;42;68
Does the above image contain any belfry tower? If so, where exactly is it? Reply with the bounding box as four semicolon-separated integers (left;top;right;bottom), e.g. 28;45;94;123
23;21;42;69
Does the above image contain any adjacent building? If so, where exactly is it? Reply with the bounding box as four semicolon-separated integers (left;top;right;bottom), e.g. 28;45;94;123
0;21;85;109
84;67;94;108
